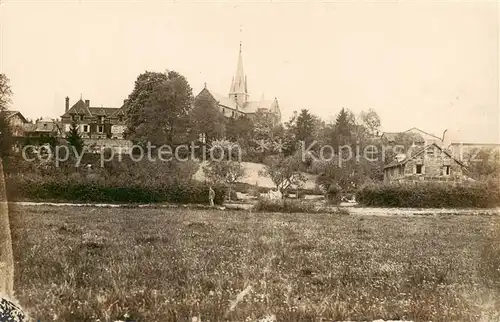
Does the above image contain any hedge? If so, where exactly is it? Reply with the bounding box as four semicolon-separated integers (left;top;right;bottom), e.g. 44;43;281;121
252;198;317;213
5;175;226;205
356;180;500;208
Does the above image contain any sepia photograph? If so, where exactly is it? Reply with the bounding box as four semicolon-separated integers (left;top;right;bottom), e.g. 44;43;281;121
0;0;499;321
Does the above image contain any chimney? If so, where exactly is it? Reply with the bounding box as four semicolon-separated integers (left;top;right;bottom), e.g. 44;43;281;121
85;100;90;107
65;97;69;112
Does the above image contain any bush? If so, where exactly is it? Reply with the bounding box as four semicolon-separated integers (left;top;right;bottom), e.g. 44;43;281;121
6;175;226;205
252;198;316;213
356;180;500;208
326;183;342;204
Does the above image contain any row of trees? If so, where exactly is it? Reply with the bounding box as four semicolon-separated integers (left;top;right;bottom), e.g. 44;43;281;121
2;68;499;199
117;70;388;196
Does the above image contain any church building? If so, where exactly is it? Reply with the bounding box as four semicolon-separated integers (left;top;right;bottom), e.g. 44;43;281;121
194;43;281;121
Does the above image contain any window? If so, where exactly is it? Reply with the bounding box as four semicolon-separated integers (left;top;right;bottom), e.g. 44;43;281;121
398;165;404;175
443;165;451;176
99;116;105;123
232;111;235;117
43;123;47;128
118;116;123;122
80;115;84;121
223;108;226;114
416;164;423;174
98;125;104;133
83;125;89;132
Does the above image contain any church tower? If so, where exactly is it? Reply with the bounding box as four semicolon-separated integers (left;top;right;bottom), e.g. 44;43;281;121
229;42;249;107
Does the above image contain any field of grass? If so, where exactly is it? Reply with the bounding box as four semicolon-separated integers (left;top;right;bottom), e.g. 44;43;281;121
9;205;500;321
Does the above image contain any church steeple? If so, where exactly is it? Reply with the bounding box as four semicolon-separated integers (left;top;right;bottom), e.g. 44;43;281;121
229;41;249;106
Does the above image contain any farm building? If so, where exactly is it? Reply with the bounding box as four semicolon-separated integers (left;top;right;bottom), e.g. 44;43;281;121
384;143;468;183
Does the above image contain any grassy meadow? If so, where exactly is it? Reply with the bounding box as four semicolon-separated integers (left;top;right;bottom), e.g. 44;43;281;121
9;205;500;321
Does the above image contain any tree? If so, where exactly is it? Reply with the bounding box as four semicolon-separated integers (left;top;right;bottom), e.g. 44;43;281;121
284;109;324;156
0;74;13;112
463;148;500;180
251;110;285;161
124;71;169;138
359;109;381;137
226;115;254;143
259;153;306;198
66;120;84;154
189;96;227;144
252;109;283;142
203;139;246;201
333;107;355;145
124;70;193;146
0;74;13;158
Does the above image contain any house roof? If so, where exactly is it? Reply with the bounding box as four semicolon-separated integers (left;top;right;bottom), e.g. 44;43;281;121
209;91;238;110
1;110;28;123
404;127;441;141
28;118;62;133
381;127;443;144
198;88;279;114
62;99;124;118
384;143;466;169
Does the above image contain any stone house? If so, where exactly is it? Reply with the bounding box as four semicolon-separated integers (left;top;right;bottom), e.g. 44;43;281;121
384;143;468;183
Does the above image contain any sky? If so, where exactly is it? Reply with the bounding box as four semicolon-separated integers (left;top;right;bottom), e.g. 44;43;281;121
1;0;499;143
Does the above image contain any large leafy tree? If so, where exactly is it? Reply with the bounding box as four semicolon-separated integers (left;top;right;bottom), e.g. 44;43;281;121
259;153;306;198
226;115;254;143
203;139;246;201
359;108;381;137
252;109;283;143
189;96;227;144
463;148;500;180
124;70;193;146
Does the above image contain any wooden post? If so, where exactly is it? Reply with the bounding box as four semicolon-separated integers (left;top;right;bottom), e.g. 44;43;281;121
0;160;14;299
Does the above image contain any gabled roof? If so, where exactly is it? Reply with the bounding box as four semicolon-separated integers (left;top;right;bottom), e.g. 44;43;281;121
63;99;92;116
384;143;466;169
381;131;425;144
381;128;442;144
197;88;238;110
62;98;124;118
195;87;280;115
1;110;28;123
404;127;442;142
209;91;238;110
